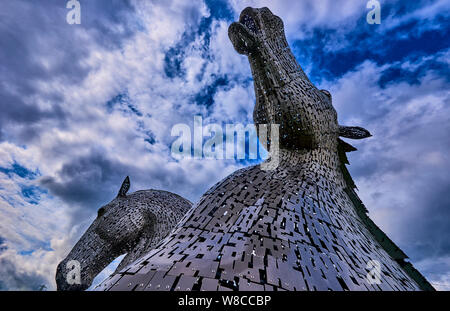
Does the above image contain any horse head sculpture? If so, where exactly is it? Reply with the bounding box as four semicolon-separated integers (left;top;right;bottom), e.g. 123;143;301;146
55;177;192;291
229;6;371;154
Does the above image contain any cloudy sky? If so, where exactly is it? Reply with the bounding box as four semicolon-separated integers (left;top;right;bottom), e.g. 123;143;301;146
0;0;448;290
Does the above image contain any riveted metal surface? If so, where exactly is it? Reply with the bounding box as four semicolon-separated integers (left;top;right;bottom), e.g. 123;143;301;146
64;7;433;292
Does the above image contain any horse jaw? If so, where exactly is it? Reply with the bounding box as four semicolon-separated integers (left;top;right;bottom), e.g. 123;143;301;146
55;222;121;291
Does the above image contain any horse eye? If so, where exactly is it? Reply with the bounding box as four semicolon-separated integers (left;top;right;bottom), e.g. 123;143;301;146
97;207;106;217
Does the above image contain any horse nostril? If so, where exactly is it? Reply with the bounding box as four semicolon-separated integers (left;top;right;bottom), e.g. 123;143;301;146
97;207;105;218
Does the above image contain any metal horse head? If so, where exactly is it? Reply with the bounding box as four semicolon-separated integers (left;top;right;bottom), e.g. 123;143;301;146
229;7;371;153
55;177;191;291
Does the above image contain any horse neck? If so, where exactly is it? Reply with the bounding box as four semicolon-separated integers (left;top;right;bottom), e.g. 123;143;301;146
275;147;347;190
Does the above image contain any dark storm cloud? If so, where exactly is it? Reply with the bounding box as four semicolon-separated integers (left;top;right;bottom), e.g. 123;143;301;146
0;0;136;133
340;66;450;267
38;147;199;226
0;90;66;127
0;237;7;253
0;257;47;291
404;181;450;260
349;146;450;262
40;150;131;209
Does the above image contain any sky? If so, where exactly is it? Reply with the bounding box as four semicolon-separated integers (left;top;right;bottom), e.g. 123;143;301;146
0;0;449;291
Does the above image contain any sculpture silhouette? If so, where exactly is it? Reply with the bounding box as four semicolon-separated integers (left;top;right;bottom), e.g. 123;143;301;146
57;7;433;291
55;177;192;291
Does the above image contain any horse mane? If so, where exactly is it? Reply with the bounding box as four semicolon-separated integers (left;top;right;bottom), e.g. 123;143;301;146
337;139;435;291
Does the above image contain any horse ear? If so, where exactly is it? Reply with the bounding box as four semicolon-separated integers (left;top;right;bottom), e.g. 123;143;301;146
320;89;332;100
117;176;130;197
339;126;372;140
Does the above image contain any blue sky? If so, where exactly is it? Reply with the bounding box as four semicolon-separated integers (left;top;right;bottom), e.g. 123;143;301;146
0;0;449;290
